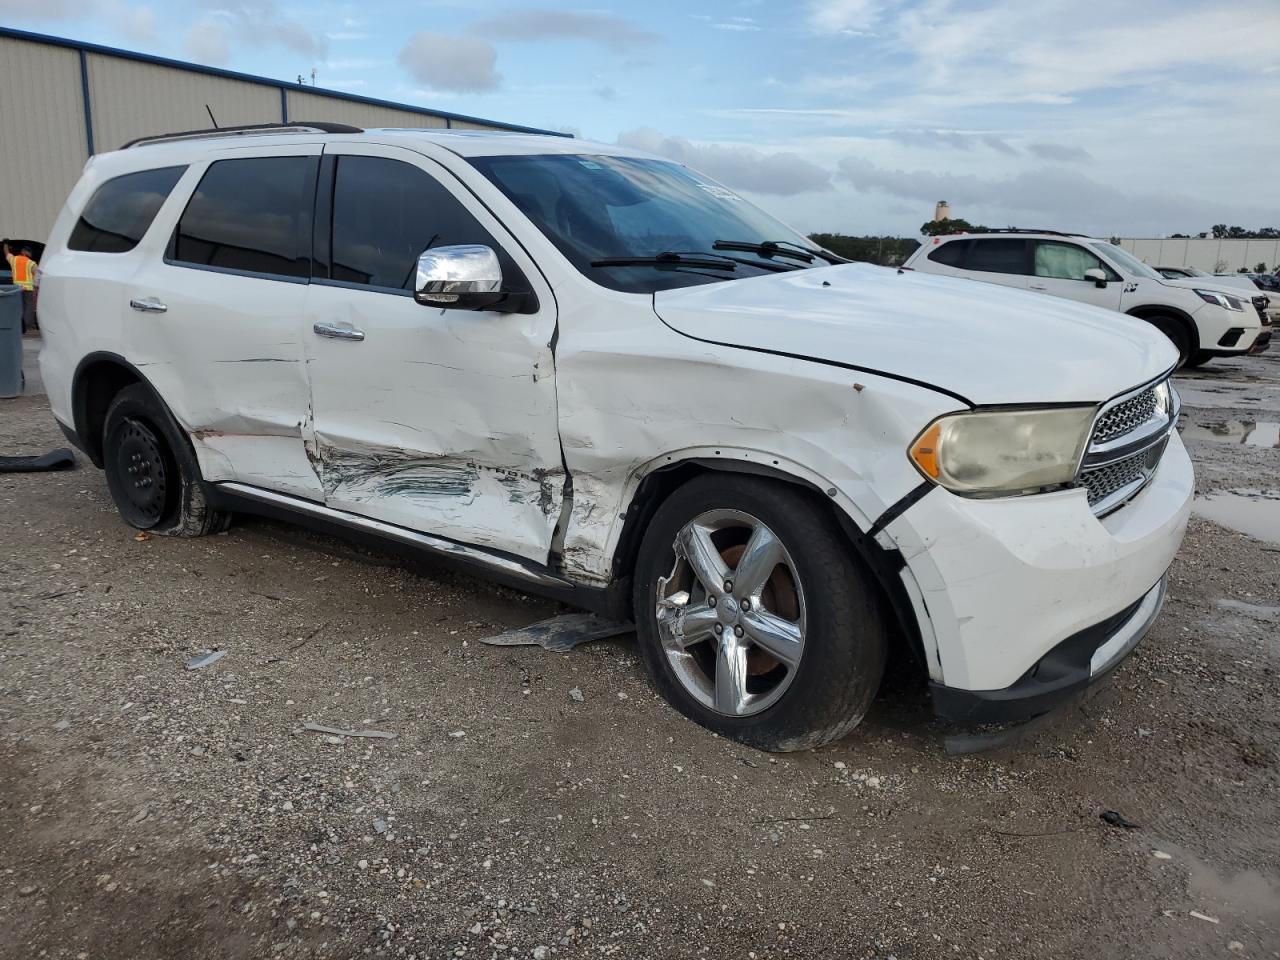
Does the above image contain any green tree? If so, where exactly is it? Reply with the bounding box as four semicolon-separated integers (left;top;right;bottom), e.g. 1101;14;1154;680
808;233;921;267
919;218;984;236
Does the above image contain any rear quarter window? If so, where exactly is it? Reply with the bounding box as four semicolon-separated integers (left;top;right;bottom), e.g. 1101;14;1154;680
965;238;1029;275
927;240;969;267
67;166;187;253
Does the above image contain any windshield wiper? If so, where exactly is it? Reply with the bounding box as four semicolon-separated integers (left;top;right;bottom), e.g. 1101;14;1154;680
590;252;737;272
715;239;850;265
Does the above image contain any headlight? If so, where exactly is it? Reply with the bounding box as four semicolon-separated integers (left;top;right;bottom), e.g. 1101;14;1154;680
1152;379;1173;418
908;407;1095;496
1194;289;1244;311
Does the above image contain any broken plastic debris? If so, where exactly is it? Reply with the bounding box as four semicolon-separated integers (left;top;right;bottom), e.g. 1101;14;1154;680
1100;810;1140;830
1189;911;1219;924
185;650;226;670
568;687;585;703
479;613;632;653
301;722;397;740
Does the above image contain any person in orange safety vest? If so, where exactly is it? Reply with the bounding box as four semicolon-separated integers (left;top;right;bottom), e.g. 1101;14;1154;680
3;240;38;333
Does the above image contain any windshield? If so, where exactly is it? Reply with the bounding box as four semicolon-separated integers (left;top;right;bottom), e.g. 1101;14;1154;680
467;153;824;293
1091;241;1161;280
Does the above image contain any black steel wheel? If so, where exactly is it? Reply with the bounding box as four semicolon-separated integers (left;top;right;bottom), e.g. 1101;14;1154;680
101;384;232;536
107;416;174;528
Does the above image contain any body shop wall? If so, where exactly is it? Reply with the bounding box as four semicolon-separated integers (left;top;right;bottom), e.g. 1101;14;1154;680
0;29;556;245
1117;237;1280;273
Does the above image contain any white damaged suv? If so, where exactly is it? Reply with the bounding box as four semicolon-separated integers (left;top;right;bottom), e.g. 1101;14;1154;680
39;125;1192;750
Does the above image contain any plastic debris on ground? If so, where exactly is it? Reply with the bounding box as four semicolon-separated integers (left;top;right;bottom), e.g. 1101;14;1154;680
478;613;632;653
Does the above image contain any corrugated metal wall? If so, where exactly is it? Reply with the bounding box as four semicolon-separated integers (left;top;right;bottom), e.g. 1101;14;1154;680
286;90;447;129
1117;237;1280;272
86;53;281;151
0;36;89;240
0;31;549;245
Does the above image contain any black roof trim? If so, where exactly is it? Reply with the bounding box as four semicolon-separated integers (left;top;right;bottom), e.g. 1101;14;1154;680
121;121;363;149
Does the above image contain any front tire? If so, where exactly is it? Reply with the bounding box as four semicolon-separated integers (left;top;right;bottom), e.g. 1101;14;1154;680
1145;315;1193;367
1184;350;1213;369
632;474;888;752
102;384;231;536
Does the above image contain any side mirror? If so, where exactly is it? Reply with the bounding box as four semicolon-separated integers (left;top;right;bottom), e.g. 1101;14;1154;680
414;245;506;311
1083;267;1108;288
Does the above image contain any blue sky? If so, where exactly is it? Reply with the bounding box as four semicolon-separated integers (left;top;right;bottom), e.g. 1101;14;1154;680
4;0;1279;236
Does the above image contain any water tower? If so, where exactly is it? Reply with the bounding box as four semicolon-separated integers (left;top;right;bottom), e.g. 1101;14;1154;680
934;201;951;222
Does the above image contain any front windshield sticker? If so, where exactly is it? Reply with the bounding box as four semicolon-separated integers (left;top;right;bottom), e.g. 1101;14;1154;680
695;182;741;201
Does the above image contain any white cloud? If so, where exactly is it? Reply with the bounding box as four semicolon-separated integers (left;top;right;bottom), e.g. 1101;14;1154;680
184;17;231;66
1027;142;1091;163
617;127;833;196
809;0;882;33
835;156;1280;235
470;9;660;52
398;32;501;93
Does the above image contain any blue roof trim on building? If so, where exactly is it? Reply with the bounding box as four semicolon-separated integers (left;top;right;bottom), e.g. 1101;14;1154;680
0;26;570;138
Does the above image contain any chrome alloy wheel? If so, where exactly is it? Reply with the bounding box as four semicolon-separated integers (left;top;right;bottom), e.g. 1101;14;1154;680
654;509;807;716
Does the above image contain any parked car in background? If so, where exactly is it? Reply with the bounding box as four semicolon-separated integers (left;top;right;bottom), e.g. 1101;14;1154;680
39;126;1193;750
905;231;1269;367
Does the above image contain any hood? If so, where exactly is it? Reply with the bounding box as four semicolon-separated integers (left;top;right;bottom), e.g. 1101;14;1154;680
1159;275;1261;296
652;263;1176;407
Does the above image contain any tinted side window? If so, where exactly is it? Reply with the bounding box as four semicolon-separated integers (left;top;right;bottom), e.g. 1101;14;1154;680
67;166;186;253
965;238;1029;275
927;240;969;267
1033;241;1119;281
172;157;317;279
324;155;524;291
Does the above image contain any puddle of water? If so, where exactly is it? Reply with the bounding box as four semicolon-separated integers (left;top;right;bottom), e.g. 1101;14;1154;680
1174;383;1278;410
1193;490;1280;544
1180;420;1280;448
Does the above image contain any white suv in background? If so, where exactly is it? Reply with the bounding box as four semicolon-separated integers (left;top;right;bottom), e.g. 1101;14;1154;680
39;126;1192;750
904;231;1271;367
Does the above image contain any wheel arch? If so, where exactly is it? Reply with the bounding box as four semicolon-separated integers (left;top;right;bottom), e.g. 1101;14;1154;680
71;352;174;467
1125;304;1199;351
605;454;929;676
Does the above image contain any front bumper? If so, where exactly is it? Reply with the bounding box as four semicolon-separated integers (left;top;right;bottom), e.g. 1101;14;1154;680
880;431;1192;702
929;576;1166;723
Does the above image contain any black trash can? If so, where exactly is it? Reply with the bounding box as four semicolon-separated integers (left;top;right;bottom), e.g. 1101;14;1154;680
0;285;23;398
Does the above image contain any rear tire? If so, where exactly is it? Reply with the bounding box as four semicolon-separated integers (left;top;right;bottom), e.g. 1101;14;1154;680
102;384;231;537
632;474;888;752
1145;315;1193;367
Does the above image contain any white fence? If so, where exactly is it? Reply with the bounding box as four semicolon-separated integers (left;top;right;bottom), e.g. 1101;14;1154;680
1116;238;1280;273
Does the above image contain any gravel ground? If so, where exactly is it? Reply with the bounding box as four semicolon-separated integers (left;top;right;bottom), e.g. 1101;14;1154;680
2;339;1278;960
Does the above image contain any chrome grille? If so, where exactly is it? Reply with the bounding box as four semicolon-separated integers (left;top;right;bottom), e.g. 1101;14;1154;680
1080;442;1168;506
1077;379;1177;516
1092;387;1158;444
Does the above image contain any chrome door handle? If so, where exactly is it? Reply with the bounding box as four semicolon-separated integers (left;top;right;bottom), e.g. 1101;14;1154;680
313;322;365;342
129;296;168;313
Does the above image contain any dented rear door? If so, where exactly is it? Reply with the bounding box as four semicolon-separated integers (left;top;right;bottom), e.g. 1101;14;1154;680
126;144;325;501
303;143;564;564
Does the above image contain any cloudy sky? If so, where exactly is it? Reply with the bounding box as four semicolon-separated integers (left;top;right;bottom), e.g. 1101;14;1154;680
4;0;1279;236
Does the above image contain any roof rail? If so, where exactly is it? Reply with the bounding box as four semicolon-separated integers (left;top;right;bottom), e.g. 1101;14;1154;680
122;121;362;150
977;228;1084;237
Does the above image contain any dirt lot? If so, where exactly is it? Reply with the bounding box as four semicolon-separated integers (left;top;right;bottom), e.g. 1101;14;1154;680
2;340;1278;960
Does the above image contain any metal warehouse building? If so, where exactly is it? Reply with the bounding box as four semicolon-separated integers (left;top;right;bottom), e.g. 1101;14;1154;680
0;27;563;243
